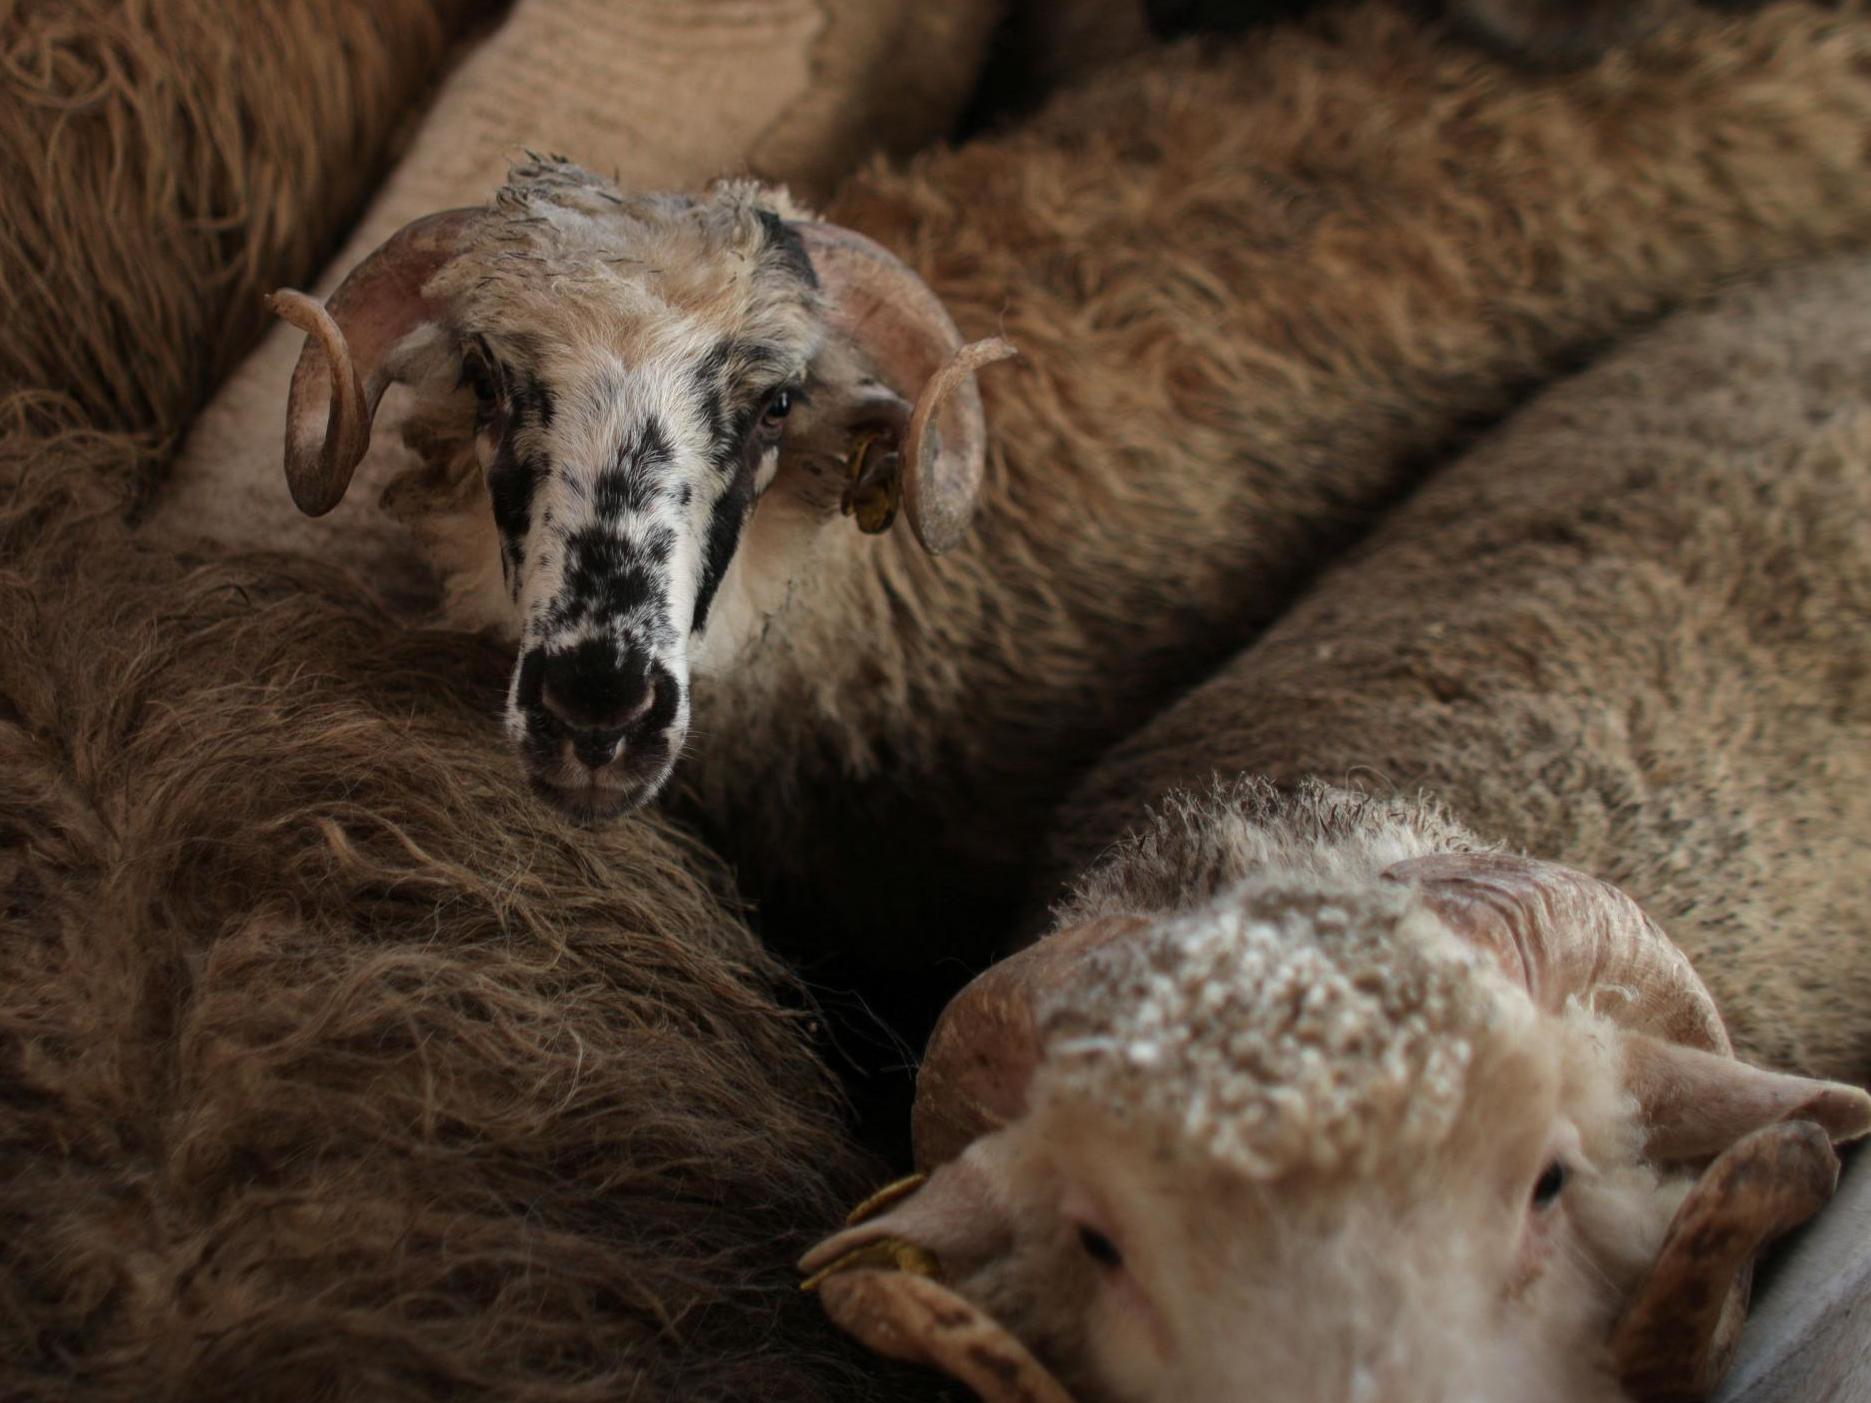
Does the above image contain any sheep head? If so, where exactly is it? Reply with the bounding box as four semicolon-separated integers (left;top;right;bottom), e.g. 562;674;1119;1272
269;158;1011;817
803;852;1869;1403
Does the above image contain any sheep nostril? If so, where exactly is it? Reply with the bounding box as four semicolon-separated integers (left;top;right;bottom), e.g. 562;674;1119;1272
570;727;627;770
536;643;653;735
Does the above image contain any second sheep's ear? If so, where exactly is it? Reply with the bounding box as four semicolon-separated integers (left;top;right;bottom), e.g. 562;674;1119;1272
788;220;1015;555
1623;1033;1871;1165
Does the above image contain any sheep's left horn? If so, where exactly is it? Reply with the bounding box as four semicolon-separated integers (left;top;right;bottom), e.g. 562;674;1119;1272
793;220;1015;555
912;914;1148;1169
1382;852;1731;1055
1609;1120;1841;1403
273;207;482;517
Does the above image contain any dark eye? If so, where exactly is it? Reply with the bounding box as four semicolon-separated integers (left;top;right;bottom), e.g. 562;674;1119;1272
1532;1161;1567;1209
1077;1224;1124;1269
464;358;497;405
761;388;793;425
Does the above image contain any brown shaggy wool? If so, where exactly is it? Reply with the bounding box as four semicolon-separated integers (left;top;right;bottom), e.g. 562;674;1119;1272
0;0;489;452
0;441;944;1402
683;0;1871;966
1050;255;1871;1085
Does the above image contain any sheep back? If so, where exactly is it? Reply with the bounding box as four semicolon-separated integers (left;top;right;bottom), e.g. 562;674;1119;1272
1051;255;1871;1083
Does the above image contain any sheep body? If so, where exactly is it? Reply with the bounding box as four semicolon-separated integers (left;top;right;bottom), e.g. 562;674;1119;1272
796;251;1871;1403
1051;253;1871;1081
0;456;929;1403
809;775;1768;1403
677;0;1871;955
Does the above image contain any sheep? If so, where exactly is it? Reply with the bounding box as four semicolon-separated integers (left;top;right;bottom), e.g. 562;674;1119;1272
148;0;1004;607
795;253;1871;1403
0;451;947;1403
1;4;1018;1394
806;783;1871;1403
222;2;1871;963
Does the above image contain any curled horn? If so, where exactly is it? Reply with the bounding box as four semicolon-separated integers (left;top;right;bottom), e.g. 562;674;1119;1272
792;220;1016;555
1387;851;1866;1400
1609;1121;1841;1403
1381;852;1731;1055
271;208;482;517
817;1269;1078;1403
912;915;1148;1170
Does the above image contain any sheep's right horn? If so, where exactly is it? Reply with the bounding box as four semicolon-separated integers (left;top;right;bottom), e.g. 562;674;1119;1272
1382;852;1731;1055
273;207;481;517
793;220;1015;555
912;914;1149;1169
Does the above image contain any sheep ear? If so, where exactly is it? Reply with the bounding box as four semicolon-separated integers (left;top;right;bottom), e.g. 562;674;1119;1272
1610;1121;1844;1402
800;1140;1016;1286
271;208;481;517
1622;1033;1871;1164
790;220;1015;555
816;1270;1078;1403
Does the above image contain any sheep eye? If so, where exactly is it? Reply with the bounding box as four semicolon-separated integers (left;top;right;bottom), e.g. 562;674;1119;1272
1531;1161;1568;1209
463;353;499;406
1077;1224;1124;1269
761;388;793;425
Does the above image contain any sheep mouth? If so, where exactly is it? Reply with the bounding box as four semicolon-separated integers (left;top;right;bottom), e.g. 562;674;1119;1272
522;743;677;822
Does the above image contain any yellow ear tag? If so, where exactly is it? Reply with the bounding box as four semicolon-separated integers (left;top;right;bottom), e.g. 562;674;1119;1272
800;1236;942;1293
841;430;902;535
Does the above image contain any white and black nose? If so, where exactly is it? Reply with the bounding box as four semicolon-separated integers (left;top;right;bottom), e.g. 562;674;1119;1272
517;641;672;770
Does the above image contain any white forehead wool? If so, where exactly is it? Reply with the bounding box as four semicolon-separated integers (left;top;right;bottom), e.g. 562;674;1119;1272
1036;880;1501;1181
426;158;818;354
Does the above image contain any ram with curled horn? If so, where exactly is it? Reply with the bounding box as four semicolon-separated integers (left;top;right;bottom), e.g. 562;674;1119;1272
801;250;1871;1402
801;782;1868;1403
264;159;1011;817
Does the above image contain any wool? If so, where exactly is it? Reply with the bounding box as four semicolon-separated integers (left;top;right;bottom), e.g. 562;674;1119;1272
0;0;487;462
1052;253;1871;1084
683;0;1871;966
0;443;942;1403
1039;879;1494;1181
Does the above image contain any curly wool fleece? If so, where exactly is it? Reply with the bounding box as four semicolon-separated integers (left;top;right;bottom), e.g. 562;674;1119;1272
1037;882;1504;1181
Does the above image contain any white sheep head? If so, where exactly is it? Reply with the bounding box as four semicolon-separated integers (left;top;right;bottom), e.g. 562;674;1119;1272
802;854;1871;1403
267;158;1010;817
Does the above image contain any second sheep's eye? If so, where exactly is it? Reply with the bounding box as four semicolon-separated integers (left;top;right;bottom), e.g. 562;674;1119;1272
1078;1224;1124;1270
1531;1161;1568;1209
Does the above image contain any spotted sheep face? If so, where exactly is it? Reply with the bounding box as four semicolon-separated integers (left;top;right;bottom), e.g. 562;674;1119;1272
800;864;1871;1403
429;193;822;812
270;160;1004;815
